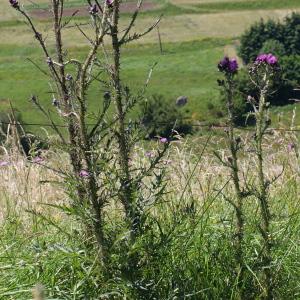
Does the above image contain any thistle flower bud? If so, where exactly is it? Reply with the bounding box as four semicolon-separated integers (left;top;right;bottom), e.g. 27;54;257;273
9;0;19;9
106;0;113;7
89;4;98;15
176;96;188;107
235;136;241;144
66;74;73;81
103;91;110;101
52;98;59;107
46;57;53;66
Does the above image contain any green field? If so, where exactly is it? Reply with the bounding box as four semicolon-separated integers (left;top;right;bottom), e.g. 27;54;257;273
1;0;300;132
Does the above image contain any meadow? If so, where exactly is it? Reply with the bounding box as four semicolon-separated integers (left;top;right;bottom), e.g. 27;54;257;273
1;0;300;131
1;1;300;299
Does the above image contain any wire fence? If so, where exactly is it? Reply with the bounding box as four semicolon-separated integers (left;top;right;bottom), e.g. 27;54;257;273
1;120;300;132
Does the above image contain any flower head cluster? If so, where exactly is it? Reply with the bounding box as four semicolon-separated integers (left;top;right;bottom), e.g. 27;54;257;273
255;53;278;66
218;56;238;74
9;0;19;9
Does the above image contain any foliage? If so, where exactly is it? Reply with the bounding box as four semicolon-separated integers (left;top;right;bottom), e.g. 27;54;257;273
239;13;300;64
140;94;192;139
260;39;286;58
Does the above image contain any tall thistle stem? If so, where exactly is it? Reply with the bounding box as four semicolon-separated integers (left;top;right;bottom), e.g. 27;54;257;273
255;79;273;299
250;53;280;299
217;57;246;297
111;1;136;237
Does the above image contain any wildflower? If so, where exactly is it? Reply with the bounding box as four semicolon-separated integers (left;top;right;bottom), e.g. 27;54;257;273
32;157;44;164
79;170;89;178
160;137;168;143
145;151;155;158
176;96;188;107
255;53;278;66
0;161;10;167
9;0;19;9
218;56;238;74
89;4;98;15
287;143;295;152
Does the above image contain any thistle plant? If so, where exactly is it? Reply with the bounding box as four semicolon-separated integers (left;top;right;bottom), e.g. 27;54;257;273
216;56;247;296
9;0;167;268
248;53;280;299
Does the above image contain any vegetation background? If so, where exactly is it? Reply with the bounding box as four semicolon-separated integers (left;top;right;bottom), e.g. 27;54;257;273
1;0;300;299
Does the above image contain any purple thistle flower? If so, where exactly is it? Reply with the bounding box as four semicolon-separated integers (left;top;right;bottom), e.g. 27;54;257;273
228;59;238;73
256;53;268;63
0;161;10;167
218;56;238;74
79;170;89;178
9;0;19;9
266;53;278;65
106;0;113;6
89;4;98;15
255;53;278;66
218;56;230;72
160;137;168;143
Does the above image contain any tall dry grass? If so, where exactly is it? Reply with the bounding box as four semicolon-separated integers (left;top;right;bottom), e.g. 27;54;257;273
1;129;298;223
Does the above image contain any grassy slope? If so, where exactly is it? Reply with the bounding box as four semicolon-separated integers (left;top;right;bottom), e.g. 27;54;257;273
0;39;228;133
1;0;300;132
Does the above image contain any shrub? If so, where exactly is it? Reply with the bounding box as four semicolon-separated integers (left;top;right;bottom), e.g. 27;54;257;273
239;19;283;64
260;39;286;57
239;13;300;64
140;94;193;139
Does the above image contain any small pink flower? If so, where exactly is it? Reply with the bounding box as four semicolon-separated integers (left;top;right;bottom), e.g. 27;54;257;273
287;143;295;152
79;170;89;178
160;137;168;143
32;157;44;164
0;161;10;167
145;151;155;158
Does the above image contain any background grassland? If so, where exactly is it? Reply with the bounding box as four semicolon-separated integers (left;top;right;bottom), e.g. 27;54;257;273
1;0;300;131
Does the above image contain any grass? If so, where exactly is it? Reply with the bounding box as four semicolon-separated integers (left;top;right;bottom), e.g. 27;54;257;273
1;133;300;298
193;0;300;12
0;38;229;134
1;1;300;299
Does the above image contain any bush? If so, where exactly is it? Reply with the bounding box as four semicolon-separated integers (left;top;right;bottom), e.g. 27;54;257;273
239;19;283;64
260;39;286;57
140;94;193;139
239;13;300;64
